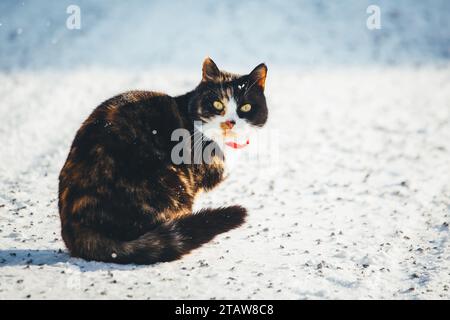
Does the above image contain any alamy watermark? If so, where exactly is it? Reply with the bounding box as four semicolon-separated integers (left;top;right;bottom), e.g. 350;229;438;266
66;5;81;30
170;121;280;173
366;5;381;30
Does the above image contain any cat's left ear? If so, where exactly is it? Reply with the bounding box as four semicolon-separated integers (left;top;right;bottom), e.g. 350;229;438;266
202;57;221;82
248;63;267;91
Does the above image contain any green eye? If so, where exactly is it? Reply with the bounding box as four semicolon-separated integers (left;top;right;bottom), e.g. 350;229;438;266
213;101;224;111
240;104;252;112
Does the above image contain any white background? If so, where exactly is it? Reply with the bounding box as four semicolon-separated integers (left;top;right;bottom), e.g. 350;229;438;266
0;0;449;299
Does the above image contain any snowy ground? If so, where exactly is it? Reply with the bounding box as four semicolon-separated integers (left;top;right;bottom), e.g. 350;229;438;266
0;1;449;299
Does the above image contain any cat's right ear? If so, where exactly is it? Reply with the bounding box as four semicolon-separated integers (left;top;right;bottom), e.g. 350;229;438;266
202;57;221;82
248;63;267;91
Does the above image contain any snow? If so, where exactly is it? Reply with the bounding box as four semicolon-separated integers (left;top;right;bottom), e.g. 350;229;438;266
0;1;449;299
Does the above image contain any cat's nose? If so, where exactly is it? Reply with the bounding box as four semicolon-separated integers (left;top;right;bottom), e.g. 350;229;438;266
224;120;236;129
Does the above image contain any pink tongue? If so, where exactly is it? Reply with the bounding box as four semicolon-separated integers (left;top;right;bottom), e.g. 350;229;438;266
225;139;250;149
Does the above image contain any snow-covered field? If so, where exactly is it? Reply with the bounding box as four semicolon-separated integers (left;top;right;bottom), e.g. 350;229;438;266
0;1;449;299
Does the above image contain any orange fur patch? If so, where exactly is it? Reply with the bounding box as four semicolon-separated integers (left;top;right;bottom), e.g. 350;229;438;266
258;68;267;89
71;195;98;213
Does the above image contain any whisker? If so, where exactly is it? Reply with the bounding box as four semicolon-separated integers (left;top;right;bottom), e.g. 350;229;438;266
243;78;259;95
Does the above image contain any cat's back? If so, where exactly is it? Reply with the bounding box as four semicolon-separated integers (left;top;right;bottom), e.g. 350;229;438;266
92;90;175;126
73;90;185;146
100;90;167;110
59;90;186;189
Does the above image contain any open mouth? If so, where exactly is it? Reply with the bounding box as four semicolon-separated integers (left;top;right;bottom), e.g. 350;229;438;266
225;139;250;149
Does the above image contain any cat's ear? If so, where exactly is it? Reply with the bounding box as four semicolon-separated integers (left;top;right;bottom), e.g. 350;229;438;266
202;57;221;82
248;63;267;91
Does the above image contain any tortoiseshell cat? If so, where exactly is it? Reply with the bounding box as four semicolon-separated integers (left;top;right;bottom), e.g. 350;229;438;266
58;58;268;264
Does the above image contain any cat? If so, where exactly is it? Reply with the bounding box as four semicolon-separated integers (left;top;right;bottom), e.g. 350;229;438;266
58;58;268;264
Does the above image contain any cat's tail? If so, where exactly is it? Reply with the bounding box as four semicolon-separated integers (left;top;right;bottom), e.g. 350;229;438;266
65;206;247;264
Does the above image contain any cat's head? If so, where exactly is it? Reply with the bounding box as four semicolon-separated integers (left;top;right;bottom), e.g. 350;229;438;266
189;57;268;149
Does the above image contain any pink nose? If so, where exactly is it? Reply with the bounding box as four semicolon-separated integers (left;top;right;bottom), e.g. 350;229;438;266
225;120;235;129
